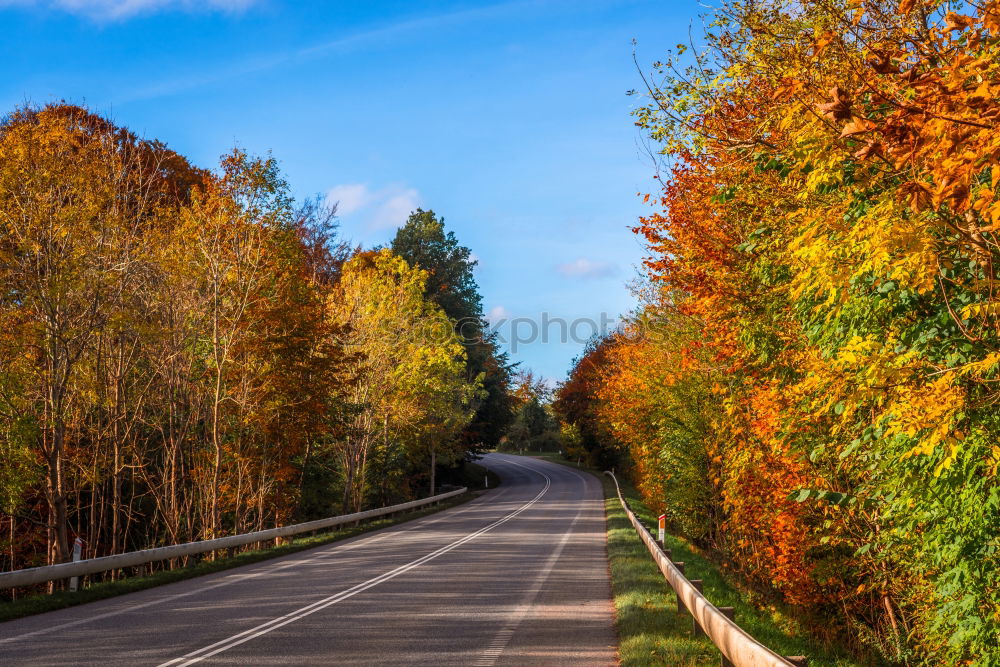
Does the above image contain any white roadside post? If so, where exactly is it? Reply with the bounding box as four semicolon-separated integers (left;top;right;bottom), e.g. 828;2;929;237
658;514;666;546
69;537;83;591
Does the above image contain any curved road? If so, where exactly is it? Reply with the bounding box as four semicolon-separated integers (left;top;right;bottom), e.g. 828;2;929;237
0;454;617;665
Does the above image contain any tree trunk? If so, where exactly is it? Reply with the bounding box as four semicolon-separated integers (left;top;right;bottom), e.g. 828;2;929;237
45;423;70;566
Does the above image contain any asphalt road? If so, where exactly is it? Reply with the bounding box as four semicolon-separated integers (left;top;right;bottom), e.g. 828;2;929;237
0;454;617;665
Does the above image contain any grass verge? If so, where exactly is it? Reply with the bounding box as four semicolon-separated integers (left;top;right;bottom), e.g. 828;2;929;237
0;461;494;624
524;454;860;666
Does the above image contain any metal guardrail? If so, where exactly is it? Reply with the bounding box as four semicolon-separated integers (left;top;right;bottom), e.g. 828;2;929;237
604;471;806;667
0;487;467;590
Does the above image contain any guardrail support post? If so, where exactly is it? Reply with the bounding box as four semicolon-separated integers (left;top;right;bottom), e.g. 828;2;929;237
672;562;686;613
718;607;736;667
603;469;795;667
689;580;704;635
69;537;83;592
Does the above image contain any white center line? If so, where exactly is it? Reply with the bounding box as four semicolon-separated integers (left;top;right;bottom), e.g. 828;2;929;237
158;467;552;667
473;458;588;666
0;483;510;646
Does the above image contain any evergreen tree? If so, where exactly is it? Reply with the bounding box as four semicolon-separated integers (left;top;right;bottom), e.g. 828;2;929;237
391;209;515;453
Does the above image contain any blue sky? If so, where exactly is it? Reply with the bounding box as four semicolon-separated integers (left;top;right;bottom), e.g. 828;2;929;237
0;0;699;382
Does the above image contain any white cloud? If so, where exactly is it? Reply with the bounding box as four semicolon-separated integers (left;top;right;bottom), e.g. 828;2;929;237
370;187;420;231
325;182;421;233
325;184;370;217
487;305;510;322
0;0;257;20
557;258;617;280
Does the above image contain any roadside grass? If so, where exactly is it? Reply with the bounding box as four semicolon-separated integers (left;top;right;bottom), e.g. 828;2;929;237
0;461;494;624
523;453;861;666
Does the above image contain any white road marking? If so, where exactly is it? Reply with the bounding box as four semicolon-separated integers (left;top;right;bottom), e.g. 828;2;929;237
157;466;552;667
0;481;513;646
473;457;588;666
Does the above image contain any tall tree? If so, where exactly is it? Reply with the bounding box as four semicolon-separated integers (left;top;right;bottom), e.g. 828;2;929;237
0;104;201;566
390;209;515;453
573;0;1000;661
553;339;620;469
327;249;478;509
0;103;492;597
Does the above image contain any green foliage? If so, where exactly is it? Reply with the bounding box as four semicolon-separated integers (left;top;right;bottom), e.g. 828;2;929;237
534;453;859;666
0;104;498;585
391;209;516;452
0;417;40;514
390;209;482;325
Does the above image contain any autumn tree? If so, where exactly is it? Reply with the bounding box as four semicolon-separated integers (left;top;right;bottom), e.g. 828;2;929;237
391;209;515;454
579;0;1000;661
553;340;620;469
0;106;342;580
0;103;498;603
0;104;202;567
327;249;478;510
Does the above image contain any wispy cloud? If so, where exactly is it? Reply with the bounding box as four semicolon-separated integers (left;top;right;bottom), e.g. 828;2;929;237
326;184;369;217
0;0;257;20
487;305;511;322
117;0;538;102
326;183;421;232
369;187;421;231
557;258;617;280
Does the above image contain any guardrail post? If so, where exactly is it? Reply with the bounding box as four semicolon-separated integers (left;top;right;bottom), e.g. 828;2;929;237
69;537;83;592
603;469;798;667
673;562;686;612
0;487;467;592
689;580;704;635
718;607;736;667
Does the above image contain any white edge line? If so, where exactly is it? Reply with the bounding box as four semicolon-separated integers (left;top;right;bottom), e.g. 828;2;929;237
158;465;551;667
0;484;513;646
